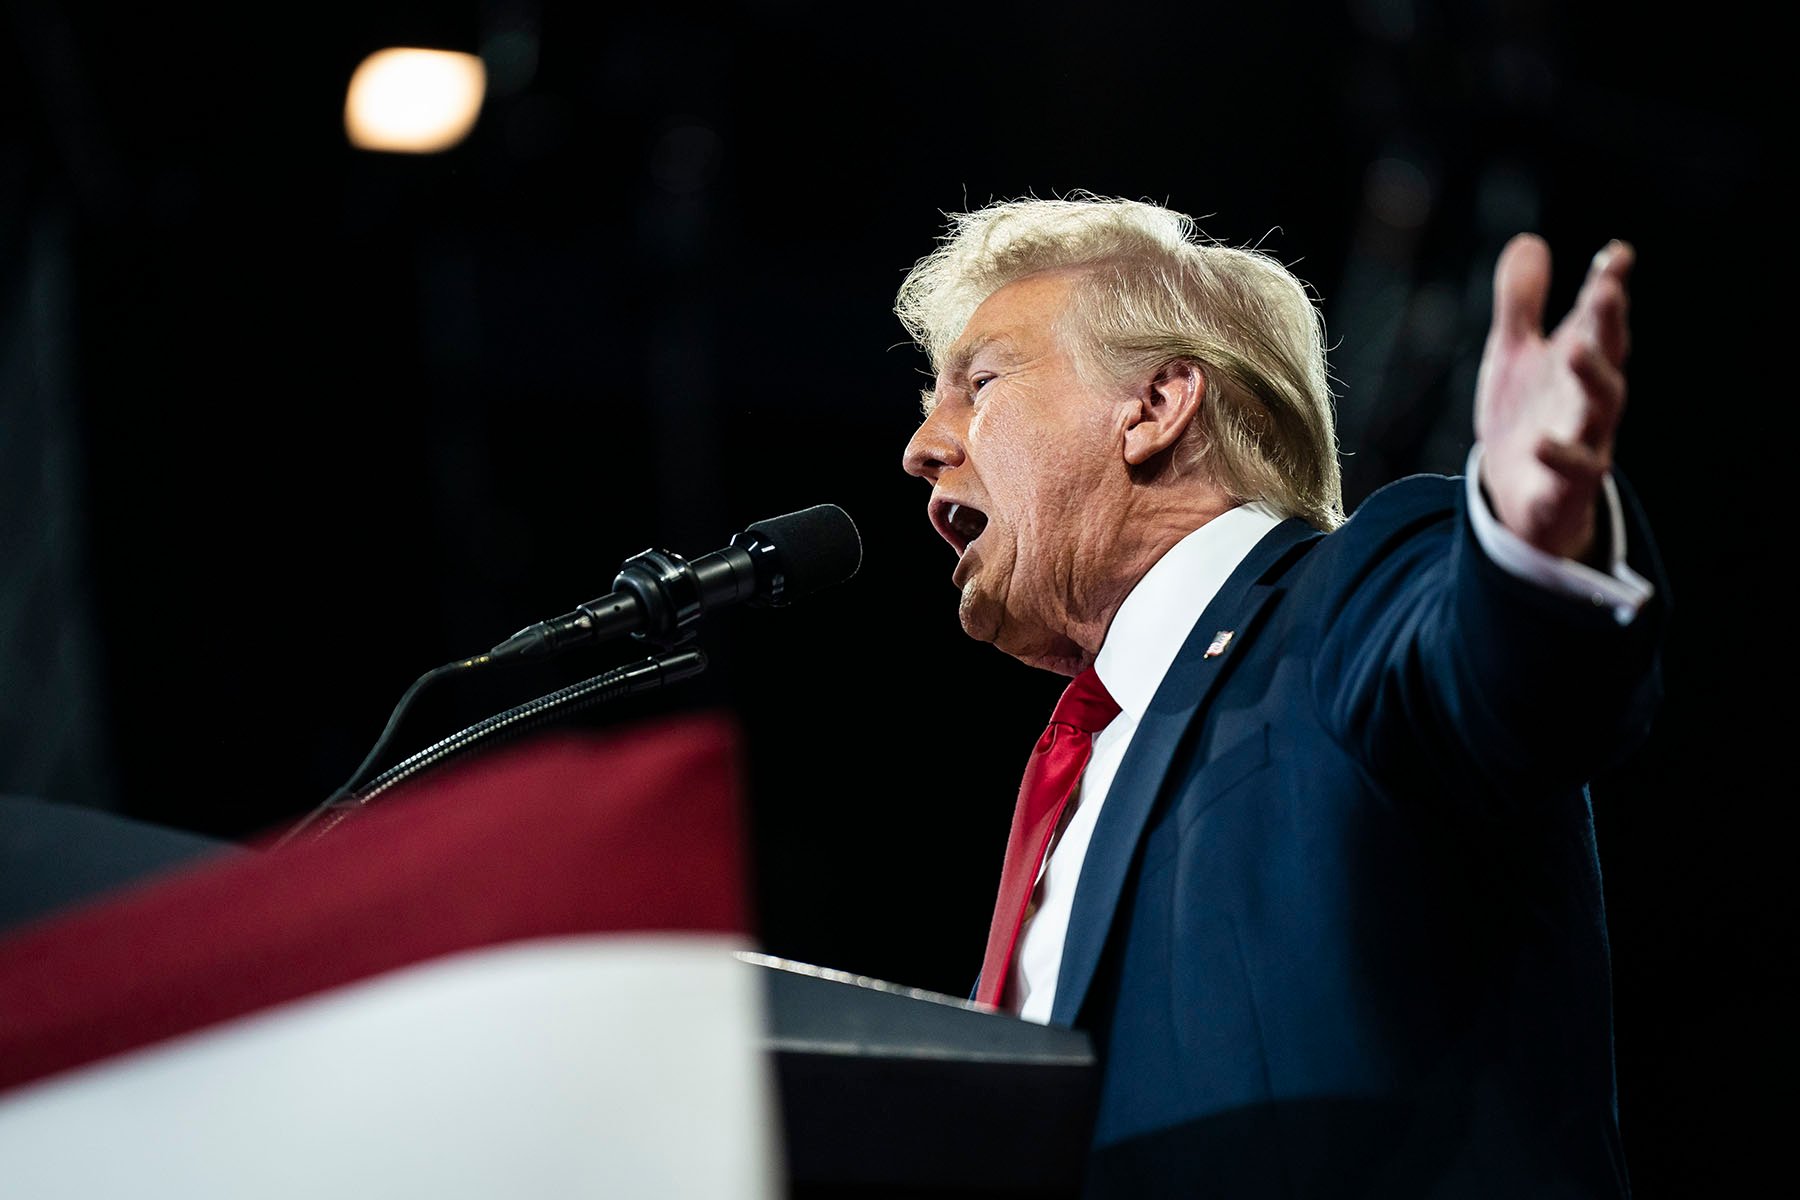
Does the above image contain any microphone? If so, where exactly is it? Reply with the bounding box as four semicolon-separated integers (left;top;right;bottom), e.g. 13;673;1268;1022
488;503;861;661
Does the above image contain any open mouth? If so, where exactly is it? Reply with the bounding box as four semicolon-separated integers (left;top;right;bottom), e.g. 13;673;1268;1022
930;498;990;557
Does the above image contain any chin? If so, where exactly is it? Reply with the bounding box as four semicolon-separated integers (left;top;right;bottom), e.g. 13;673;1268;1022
957;578;1003;645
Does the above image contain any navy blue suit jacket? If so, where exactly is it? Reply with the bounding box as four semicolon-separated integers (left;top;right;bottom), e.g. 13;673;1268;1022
1054;474;1665;1198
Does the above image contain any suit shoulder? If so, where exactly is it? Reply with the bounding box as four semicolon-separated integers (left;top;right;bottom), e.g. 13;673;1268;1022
1343;473;1461;530
1297;473;1461;575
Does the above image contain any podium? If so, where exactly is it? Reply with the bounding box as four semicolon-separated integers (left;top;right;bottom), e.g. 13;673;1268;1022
754;954;1096;1195
0;717;1097;1197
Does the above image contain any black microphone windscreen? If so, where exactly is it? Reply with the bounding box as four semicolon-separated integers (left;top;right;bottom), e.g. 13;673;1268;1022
744;504;862;598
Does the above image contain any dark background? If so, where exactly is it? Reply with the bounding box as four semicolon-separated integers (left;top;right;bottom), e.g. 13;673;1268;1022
2;0;1788;1191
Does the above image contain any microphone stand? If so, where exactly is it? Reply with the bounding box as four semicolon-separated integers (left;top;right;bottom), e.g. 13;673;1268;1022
273;643;708;850
271;503;859;850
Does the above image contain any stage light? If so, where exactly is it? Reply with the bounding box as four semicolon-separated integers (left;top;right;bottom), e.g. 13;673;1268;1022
345;48;486;154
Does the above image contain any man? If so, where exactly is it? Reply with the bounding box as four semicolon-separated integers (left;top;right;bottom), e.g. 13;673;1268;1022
898;197;1663;1196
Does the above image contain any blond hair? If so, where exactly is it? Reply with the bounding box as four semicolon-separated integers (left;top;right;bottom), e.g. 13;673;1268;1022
895;195;1343;530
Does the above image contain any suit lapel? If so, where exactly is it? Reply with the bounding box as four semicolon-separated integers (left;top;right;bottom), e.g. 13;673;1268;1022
1050;518;1320;1027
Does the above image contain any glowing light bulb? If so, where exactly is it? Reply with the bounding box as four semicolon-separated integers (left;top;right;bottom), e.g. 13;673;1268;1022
345;48;486;154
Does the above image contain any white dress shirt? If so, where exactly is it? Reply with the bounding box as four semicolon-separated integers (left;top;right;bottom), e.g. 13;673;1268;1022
1006;455;1653;1025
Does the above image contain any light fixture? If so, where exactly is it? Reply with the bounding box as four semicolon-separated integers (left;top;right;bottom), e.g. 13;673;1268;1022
345;48;486;154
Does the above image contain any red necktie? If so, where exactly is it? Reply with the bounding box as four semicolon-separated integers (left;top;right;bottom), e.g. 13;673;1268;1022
975;667;1121;1009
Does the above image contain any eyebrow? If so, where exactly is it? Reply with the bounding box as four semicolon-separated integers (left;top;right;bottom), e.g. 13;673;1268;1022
940;331;1010;385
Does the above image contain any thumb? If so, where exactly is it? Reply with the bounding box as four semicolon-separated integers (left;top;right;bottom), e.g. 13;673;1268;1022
1492;233;1551;345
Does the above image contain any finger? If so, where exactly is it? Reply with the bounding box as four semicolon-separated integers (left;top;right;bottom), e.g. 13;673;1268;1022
1592;238;1635;287
1568;342;1626;451
1536;435;1612;486
1573;241;1634;366
1492;233;1552;346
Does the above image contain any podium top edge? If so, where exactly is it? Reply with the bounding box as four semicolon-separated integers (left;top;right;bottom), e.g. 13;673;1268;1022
736;952;984;1014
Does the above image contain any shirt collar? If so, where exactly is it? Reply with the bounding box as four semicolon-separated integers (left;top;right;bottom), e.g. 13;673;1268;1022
1093;502;1285;724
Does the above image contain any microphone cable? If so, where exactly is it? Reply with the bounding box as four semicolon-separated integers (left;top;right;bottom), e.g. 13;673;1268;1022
273;647;706;849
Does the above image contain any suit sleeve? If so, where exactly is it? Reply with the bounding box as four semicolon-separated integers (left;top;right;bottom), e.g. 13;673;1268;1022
1310;474;1668;802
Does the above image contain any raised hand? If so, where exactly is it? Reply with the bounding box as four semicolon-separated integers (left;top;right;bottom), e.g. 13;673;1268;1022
1474;234;1634;563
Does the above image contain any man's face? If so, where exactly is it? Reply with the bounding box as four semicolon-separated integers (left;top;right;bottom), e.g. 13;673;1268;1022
902;271;1128;674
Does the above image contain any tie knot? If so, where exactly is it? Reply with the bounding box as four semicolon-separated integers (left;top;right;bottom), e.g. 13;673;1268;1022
1051;667;1121;734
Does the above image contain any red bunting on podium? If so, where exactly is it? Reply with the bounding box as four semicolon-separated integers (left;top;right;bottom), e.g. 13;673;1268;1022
0;713;749;1094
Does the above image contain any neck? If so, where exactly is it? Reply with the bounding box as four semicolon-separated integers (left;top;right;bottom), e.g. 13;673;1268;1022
1060;486;1237;663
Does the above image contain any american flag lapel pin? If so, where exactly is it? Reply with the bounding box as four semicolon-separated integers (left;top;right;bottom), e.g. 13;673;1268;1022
1204;630;1235;658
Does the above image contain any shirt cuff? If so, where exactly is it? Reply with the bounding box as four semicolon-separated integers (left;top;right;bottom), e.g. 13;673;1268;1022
1464;444;1655;626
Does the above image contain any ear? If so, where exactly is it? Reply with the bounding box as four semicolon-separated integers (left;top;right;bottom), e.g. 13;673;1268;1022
1122;360;1205;466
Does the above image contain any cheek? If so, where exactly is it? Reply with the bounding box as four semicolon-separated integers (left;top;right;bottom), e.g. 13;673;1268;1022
970;395;1107;549
974;413;1060;509
1008;443;1090;530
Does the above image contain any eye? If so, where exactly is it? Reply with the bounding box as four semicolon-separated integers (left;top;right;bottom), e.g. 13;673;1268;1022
969;373;996;396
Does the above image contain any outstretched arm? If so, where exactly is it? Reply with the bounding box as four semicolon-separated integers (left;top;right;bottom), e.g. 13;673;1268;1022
1475;234;1634;564
1315;234;1664;797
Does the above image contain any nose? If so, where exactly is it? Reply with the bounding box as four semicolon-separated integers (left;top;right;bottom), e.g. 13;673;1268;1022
902;403;965;482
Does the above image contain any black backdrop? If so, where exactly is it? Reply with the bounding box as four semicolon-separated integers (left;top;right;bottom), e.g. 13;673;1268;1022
2;1;1788;1192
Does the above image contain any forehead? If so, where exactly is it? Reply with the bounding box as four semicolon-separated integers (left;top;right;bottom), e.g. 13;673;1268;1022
939;270;1079;379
